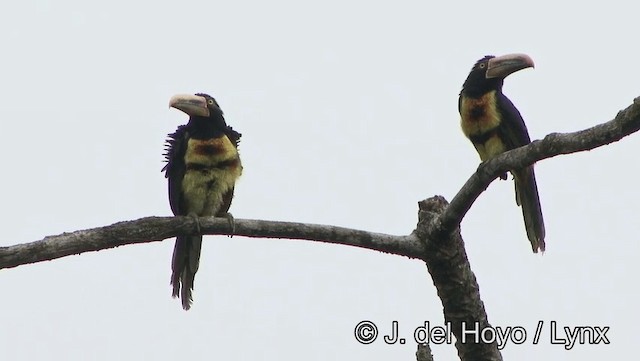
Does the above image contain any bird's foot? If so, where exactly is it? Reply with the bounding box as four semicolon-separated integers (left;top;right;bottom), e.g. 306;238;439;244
223;212;235;237
187;212;201;235
478;161;508;180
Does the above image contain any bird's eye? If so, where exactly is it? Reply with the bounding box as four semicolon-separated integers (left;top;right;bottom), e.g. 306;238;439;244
479;63;486;69
207;99;214;105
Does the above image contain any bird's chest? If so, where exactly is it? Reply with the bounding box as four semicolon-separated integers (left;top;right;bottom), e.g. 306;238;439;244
460;91;501;136
181;136;242;215
459;91;505;160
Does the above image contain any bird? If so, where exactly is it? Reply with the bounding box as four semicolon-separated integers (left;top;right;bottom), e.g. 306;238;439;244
458;54;545;253
163;93;242;310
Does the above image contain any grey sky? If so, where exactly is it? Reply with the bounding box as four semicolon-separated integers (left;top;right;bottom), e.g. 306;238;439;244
1;0;638;360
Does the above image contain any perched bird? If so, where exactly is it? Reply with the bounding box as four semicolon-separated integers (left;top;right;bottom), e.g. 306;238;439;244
458;54;545;253
163;93;242;310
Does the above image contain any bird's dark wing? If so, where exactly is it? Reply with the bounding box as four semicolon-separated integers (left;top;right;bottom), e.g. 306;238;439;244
496;92;531;150
225;126;242;148
496;93;545;252
513;167;545;252
214;127;241;216
162;125;189;216
217;187;235;217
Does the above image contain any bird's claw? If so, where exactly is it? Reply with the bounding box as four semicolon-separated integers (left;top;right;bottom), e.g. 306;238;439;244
223;212;235;238
188;213;201;234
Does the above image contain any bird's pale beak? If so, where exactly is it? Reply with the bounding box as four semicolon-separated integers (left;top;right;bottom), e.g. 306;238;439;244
486;53;535;79
169;94;210;117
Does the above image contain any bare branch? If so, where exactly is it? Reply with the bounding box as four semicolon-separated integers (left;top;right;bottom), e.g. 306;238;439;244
407;98;640;360
0;217;423;269
435;96;640;235
2;98;638;360
409;97;640;361
417;197;503;361
3;98;637;271
416;343;434;361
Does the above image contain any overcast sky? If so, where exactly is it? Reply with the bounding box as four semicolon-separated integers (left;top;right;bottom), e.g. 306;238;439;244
1;1;639;360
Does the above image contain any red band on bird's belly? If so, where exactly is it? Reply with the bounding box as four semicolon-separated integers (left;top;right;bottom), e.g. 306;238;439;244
194;142;226;156
185;136;239;169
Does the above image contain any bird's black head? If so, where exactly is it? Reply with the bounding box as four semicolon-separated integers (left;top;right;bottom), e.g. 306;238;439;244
194;93;223;115
461;54;534;98
169;92;227;128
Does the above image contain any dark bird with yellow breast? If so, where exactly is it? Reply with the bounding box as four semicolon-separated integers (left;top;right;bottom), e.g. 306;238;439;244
459;54;545;253
163;93;242;310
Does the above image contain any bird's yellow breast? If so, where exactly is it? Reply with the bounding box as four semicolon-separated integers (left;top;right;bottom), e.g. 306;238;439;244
185;136;238;166
460;90;501;138
460;90;506;160
181;136;242;216
472;134;507;161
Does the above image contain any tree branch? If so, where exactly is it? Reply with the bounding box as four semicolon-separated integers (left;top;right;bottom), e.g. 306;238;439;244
410;97;640;361
434;96;640;236
2;98;638;360
416;197;503;361
3;98;637;271
0;217;423;269
416;343;434;361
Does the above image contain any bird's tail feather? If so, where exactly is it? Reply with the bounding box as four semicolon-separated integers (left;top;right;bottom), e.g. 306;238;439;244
170;235;203;310
513;166;546;253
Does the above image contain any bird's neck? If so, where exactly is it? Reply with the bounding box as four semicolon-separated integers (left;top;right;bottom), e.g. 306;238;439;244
461;79;504;99
463;87;501;99
187;115;228;139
